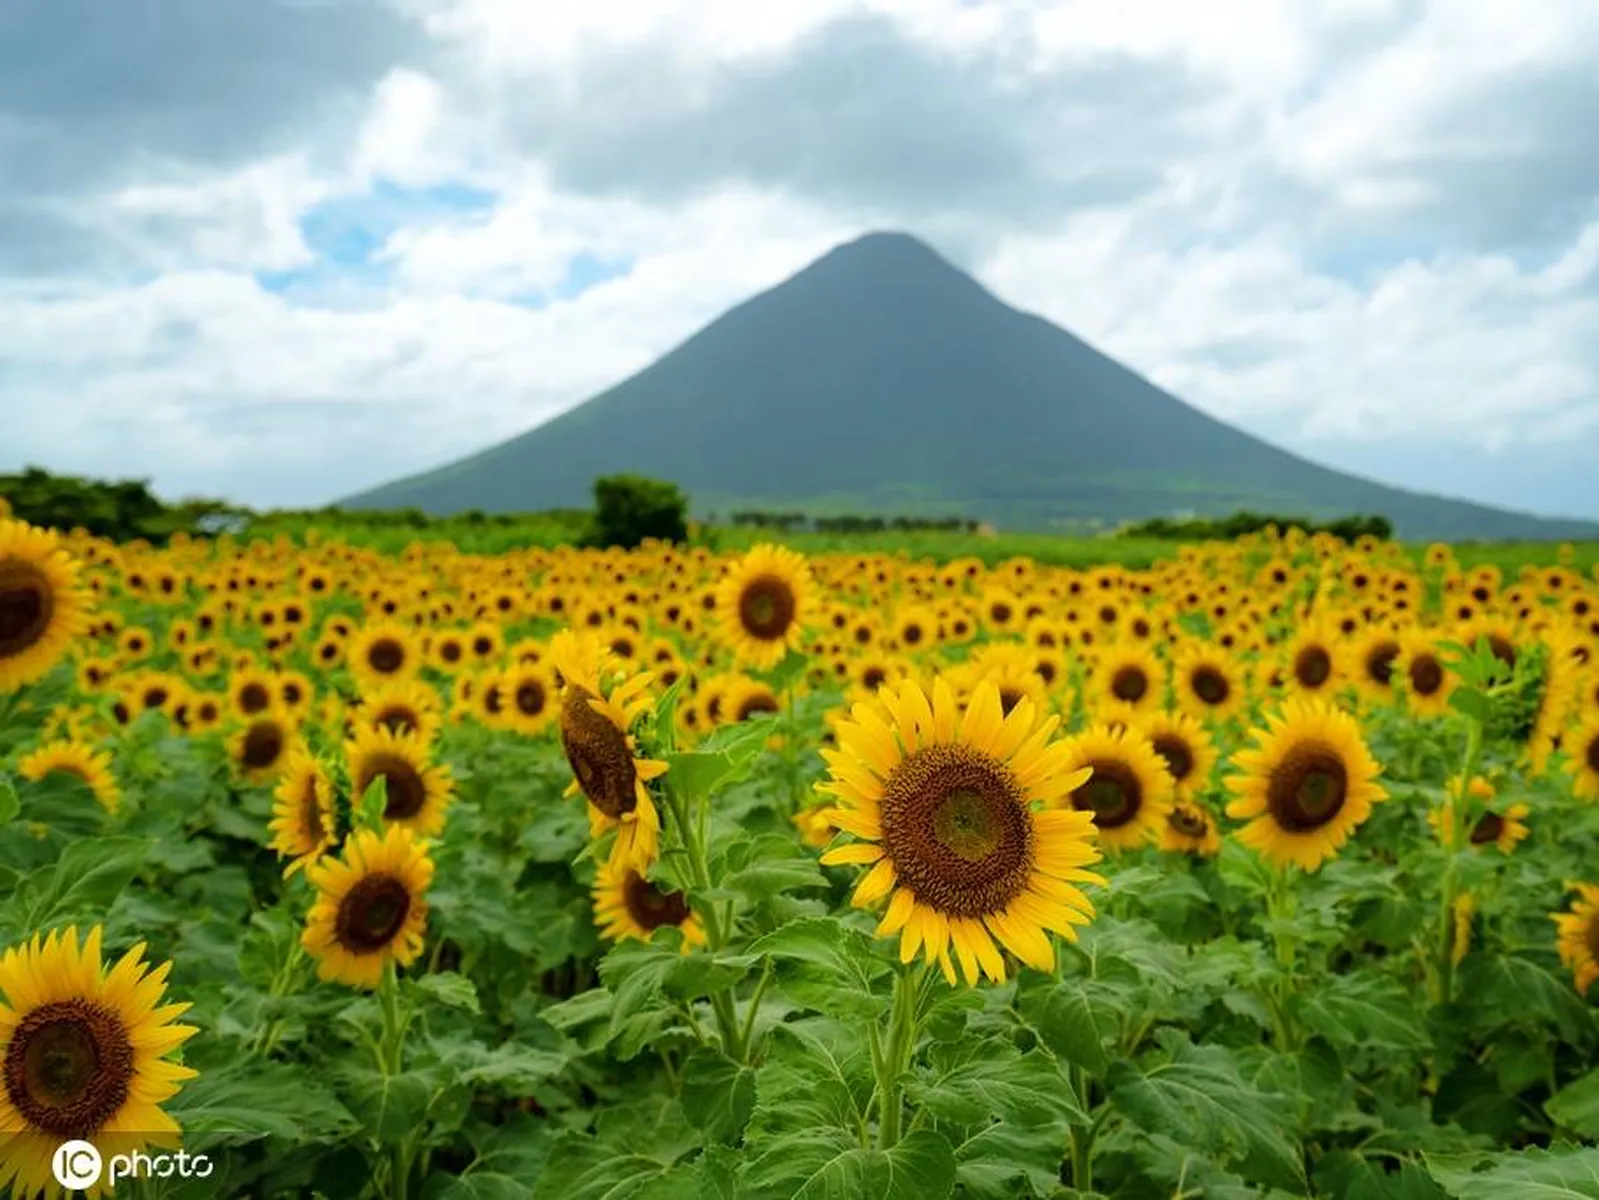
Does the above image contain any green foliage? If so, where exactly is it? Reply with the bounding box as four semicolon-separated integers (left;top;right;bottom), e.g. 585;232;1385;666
1122;508;1395;542
587;473;690;549
0;464;249;542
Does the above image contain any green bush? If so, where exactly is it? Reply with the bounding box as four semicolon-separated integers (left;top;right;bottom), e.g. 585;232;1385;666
1120;509;1393;543
588;473;689;548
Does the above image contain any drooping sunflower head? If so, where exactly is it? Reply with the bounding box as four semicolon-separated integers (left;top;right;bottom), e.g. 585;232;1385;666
592;861;705;950
302;825;435;990
1225;698;1387;872
551;629;667;872
345;724;454;837
1553;884;1599;996
817;676;1103;985
713;544;813;669
270;748;338;877
1057;723;1175;852
0;926;197;1198
0;519;92;695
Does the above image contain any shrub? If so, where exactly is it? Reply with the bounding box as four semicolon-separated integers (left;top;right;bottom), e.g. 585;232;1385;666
588;474;689;548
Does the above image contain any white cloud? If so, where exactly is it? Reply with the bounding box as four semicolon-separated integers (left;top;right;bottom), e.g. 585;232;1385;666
1;0;1597;513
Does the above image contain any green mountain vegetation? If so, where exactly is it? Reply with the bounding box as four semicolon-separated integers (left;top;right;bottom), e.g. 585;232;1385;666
343;232;1599;542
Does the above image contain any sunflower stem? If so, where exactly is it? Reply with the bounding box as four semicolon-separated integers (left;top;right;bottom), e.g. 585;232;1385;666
1266;866;1300;1051
876;960;923;1150
1436;716;1484;1004
378;962;414;1200
1068;1065;1096;1191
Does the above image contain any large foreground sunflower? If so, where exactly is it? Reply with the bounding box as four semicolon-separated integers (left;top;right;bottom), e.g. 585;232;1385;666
1225;698;1387;871
714;544;813;669
1553;884;1599;995
302;825;434;990
817;677;1103;985
0;519;92;694
592;861;705;950
0;927;197;1199
552;630;666;872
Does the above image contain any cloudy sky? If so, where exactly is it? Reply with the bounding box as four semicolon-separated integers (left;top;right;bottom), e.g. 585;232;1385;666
4;0;1598;519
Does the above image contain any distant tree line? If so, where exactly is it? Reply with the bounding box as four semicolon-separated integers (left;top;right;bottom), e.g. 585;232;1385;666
726;510;981;534
0;466;250;543
1120;510;1393;542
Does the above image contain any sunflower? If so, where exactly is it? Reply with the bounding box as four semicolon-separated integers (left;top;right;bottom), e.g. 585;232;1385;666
1350;625;1403;705
348;621;422;687
0;519;92;694
1089;642;1164;714
353;678;443;745
1428;785;1530;856
1397;628;1455;716
816;677;1103;985
1160;802;1223;857
1282;617;1345;698
552;630;667;872
269;749;338;877
1172;643;1245;722
714;544;813;669
1057;723;1175;852
1136;709;1216;801
792;805;835;848
1554;884;1599;995
345;725;454;837
227;710;297;785
591;861;705;950
0;927;197;1199
17;739;121;812
302;825;434;990
1568;713;1599;800
1225;698;1386;871
500;662;556;735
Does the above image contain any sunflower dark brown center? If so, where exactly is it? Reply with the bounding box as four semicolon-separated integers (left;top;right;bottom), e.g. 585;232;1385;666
1111;665;1148;703
1468;812;1504;847
376;705;419;735
368;638;404;674
241;721;285;770
0;559;53;659
1167;806;1209;838
1152;733;1194;783
515;680;547;716
1364;641;1400;686
239;681;271;714
998;686;1026;716
863;665;887;690
738;575;797;641
737;692;779;721
1266;742;1348;832
1293;646;1331;688
1073;759;1143;829
560;689;638;819
878;744;1033;917
334;874;412;954
1586;733;1599;775
440;641;462;663
1409;655;1444;696
621;871;692;931
4;1000;134;1138
1191;665;1230;706
299;778;327;846
360;753;427;821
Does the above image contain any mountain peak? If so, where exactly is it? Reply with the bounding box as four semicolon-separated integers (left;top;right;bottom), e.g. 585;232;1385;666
341;233;1599;541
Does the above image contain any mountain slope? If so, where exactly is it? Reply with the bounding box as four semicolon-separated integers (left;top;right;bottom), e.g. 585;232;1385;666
344;232;1599;541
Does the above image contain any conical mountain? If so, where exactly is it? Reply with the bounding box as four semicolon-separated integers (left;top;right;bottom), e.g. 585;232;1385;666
344;232;1597;540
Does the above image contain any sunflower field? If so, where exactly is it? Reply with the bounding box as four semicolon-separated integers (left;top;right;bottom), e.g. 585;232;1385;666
7;515;1599;1199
